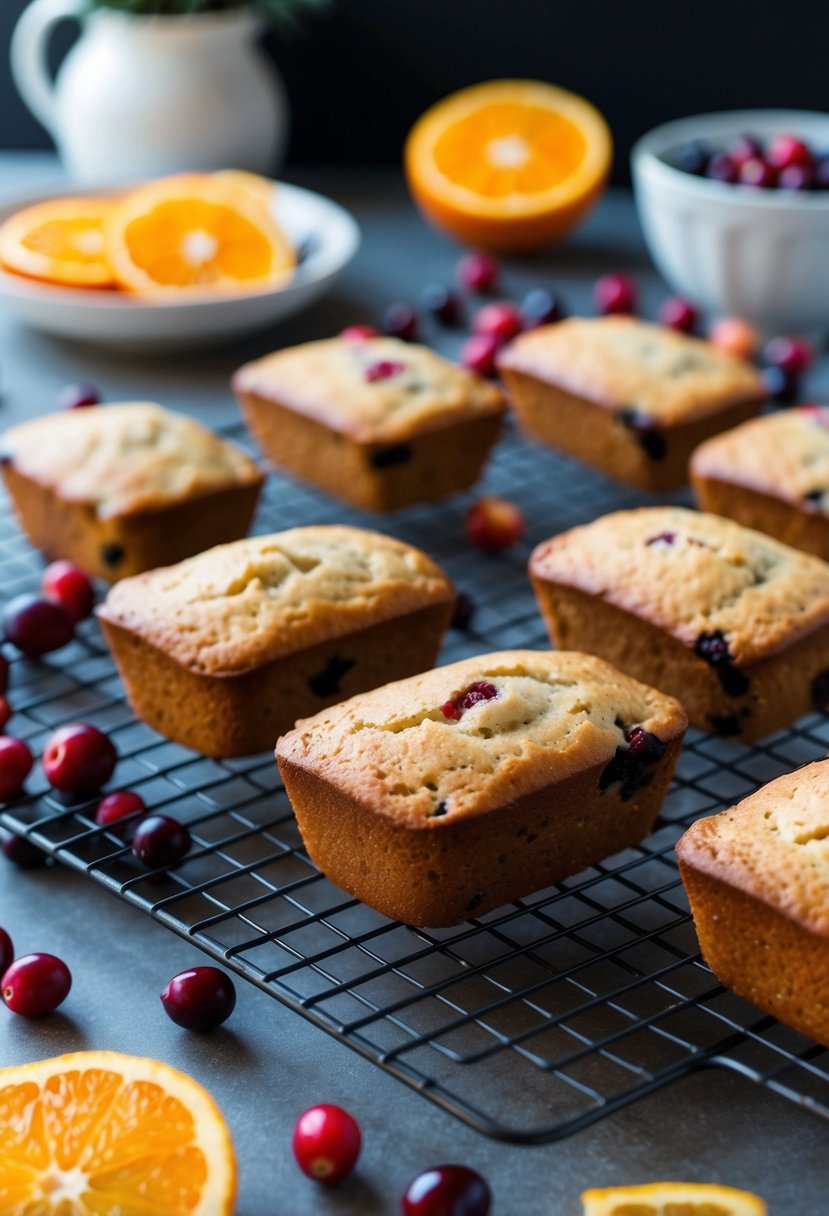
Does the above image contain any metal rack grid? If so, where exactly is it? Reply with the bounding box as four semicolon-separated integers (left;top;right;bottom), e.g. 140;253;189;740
2;419;828;1145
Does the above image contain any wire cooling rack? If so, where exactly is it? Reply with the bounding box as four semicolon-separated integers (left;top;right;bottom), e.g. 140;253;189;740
2;419;828;1144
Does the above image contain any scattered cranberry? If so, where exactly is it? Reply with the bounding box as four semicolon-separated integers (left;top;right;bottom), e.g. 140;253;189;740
459;334;501;379
43;722;117;795
2;594;74;657
0;697;10;732
58;383;99;410
659;297;697;333
778;164;815;191
340;324;380;343
708;316;759;360
626;726;667;763
402;1165;492;1216
2;952;71;1018
442;680;499;721
594;272;636;316
673;140;710;176
292;1104;362;1185
729;134;763;170
160;965;236;1032
520;288;563;328
41;560;95;623
132;814;191;870
0;736;33;802
365;360;406;383
738;157;777;188
457;251;499;294
763;365;800;405
473;301;522;344
0;654;8;694
767;134;813;171
705;152;738;183
466;496;525;552
0;828;47;869
420;284;461;325
764;336;814;376
0;928;12;975
95;789;146;835
383;303;418;342
646;531;677;547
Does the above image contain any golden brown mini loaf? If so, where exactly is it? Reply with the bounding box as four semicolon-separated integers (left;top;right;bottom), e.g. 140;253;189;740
233;335;506;511
1;402;263;581
97;526;455;757
677;759;829;1048
692;406;829;559
276;650;687;927
497;316;766;491
530;506;829;739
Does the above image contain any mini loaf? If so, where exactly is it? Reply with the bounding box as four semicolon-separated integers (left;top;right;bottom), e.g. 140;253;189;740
98;526;456;757
497;316;766;491
677;760;829;1048
692;406;829;559
530;506;829;739
233;335;506;512
276;650;687;927
1;402;263;581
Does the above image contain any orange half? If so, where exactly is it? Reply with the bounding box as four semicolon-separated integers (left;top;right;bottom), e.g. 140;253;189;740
405;79;612;251
0;197;115;287
581;1182;768;1216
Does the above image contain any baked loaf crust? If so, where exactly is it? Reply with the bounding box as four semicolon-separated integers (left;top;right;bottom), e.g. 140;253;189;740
677;760;829;1047
692;406;829;559
1;402;263;581
276;650;687;926
497;317;765;491
530;506;829;739
98;526;455;757
233;336;505;511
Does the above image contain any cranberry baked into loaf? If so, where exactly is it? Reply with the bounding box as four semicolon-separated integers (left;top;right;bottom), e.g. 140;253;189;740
98;526;455;757
498;317;765;491
1;402;263;581
530;506;829;739
276;650;687;927
233;335;505;512
677;760;829;1048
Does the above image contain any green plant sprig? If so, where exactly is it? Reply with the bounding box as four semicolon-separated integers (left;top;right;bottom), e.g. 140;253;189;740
86;0;329;31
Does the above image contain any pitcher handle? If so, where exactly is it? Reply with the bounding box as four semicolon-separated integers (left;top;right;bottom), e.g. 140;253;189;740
11;0;85;136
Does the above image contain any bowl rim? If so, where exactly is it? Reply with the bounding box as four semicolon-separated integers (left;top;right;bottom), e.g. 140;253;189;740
631;108;829;210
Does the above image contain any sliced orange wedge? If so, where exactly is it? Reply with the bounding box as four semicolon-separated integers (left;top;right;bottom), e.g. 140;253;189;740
0;1050;236;1215
405;79;612;252
581;1182;768;1216
106;173;295;297
0;197;115;287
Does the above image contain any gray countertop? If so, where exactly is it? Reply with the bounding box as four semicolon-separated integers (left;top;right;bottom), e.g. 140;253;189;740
0;153;825;1214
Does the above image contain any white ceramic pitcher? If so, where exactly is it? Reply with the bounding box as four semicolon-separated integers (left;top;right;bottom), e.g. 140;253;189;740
11;0;289;183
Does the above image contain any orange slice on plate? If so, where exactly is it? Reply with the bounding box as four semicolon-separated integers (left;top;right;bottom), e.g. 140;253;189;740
107;174;295;297
0;196;115;287
581;1182;768;1216
0;1050;237;1215
212;169;278;215
405;79;612;252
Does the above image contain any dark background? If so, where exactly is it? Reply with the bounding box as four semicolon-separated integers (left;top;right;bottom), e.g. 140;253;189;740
1;0;828;181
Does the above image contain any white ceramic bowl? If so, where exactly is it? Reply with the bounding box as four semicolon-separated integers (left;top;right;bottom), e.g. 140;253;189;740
631;109;829;335
0;180;360;351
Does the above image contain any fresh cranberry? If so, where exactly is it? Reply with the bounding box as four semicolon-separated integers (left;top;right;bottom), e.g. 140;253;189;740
459;334;501;379
659;297;697;333
160;965;236;1032
694;630;749;695
340;324;380;343
420;284;461;325
767;134;814;171
729;134;763;170
815;157;829;190
705;152;738;183
95;790;146;835
0;697;10;732
43;722;117;795
0;828;47;869
646;531;677;547
41;560;95;623
2;594;74;657
442;680;499;721
2;952;71;1018
292;1104;362;1185
738;157;777;188
0;928;12;974
383;303;418;342
365;360;406;383
764;336;813;376
626;726;667;763
457;251;499;294
132;814;191;870
673;141;710;176
594;272;636;316
402;1165;492;1216
473;302;522;343
466;496;525;552
763;365;800;405
0;736;33;802
708;316;759;360
0;653;8;694
520;288;563;328
778;164;815;191
58;383;100;410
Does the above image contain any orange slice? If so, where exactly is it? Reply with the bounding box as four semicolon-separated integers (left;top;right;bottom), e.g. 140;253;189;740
0;1050;236;1215
0;197;115;287
107;174;295;297
212;169;278;216
405;79;612;252
581;1182;768;1216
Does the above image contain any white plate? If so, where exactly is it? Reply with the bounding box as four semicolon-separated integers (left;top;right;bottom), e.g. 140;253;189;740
0;180;360;351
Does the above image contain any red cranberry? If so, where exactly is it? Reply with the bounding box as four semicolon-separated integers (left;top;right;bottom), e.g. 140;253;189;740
442;680;499;721
43;722;116;795
41;560;95;623
0;736;33;802
459;334;501;379
132;814;191;870
705;152;738;183
673;141;710;176
160;965;236;1031
626;726;667;763
764;336;813;376
767;134;813;171
0;653;8;694
646;531;677;547
466;496;525;552
594;272;636;316
0;928;12;974
778;164;815;191
738;157;777;188
2;594;74;657
520;288;563;328
457;251;499;294
58;383;100;410
0;697;10;732
2;952;72;1017
0;828;47;869
95;789;146;836
340;324;380;343
729;134;763;170
292;1104;362;1185
420;284;461;325
365;359;406;383
659;297;697;333
383;303;418;342
473;302;522;343
402;1165;492;1216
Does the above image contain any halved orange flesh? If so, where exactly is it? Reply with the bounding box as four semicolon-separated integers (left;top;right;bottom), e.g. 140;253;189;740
581;1182;768;1216
405;79;613;251
0;1050;237;1215
0;197;115;287
106;174;295;297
